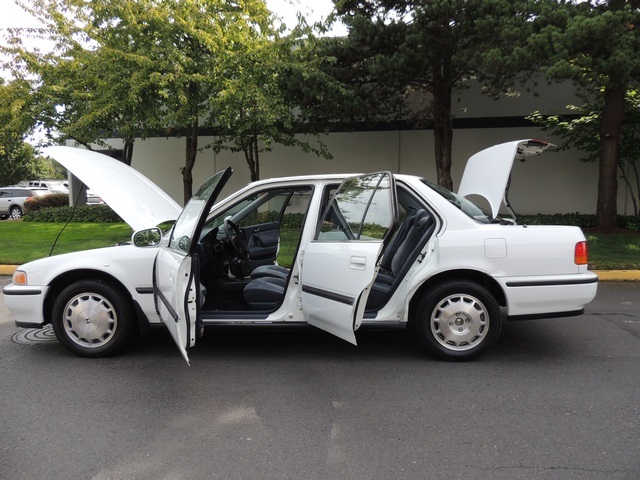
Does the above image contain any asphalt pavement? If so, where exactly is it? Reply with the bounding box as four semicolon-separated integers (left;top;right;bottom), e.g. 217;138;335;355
1;276;639;479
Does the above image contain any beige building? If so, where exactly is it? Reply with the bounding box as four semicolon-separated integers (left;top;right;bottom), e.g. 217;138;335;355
99;79;635;216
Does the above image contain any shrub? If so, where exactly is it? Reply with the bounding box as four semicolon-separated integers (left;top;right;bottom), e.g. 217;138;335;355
23;204;123;223
237;211;305;228
24;193;69;213
281;213;304;228
621;216;640;232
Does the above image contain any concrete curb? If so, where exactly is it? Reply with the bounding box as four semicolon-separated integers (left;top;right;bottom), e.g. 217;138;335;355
591;270;640;281
0;265;17;276
0;264;638;281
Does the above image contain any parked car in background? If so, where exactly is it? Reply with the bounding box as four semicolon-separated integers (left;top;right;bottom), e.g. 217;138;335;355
26;180;69;194
3;140;599;363
22;179;101;204
85;189;102;204
0;186;50;219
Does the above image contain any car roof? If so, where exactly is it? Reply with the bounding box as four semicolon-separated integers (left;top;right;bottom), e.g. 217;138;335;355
1;186;49;190
244;172;424;188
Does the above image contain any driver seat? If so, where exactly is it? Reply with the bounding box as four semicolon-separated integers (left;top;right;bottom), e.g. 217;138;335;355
243;276;287;310
249;263;289;281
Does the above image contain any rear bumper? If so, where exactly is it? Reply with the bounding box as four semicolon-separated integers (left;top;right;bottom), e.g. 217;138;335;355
500;272;598;317
3;283;48;328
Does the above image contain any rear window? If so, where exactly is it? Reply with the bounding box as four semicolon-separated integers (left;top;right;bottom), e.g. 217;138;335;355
422;180;493;224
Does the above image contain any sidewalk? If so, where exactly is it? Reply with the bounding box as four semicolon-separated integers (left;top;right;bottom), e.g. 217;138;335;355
2;264;638;280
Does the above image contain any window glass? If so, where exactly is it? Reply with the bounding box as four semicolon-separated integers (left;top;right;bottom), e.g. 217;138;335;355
422;180;492;224
363;176;393;239
169;170;229;253
208;197;254;230
237;191;290;227
197;186;312;269
317;173;393;241
208;188;312;229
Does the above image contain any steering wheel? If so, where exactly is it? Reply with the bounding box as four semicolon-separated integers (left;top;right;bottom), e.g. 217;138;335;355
223;219;249;260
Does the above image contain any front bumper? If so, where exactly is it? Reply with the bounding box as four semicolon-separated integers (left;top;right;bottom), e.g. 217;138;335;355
3;283;49;328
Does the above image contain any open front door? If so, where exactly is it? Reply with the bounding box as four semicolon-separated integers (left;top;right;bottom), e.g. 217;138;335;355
301;172;397;345
153;168;232;364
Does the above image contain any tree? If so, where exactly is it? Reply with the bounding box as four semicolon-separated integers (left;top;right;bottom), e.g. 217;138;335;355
530;89;640;217
206;28;338;182
3;0;161;165
5;0;275;203
0;78;54;185
526;0;640;229
135;0;274;201
331;0;544;190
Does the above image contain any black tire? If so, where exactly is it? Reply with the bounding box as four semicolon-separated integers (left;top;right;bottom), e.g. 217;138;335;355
51;279;136;357
412;280;502;361
10;205;22;219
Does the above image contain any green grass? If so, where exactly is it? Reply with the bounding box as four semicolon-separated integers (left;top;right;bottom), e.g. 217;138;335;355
277;227;303;268
0;221;132;264
1;220;639;270
586;233;640;270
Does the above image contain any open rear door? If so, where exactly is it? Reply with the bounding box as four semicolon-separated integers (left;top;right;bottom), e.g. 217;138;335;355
153;168;232;364
300;172;397;344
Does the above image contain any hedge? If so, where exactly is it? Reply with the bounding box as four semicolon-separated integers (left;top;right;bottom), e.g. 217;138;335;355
23;204;123;223
24;193;69;213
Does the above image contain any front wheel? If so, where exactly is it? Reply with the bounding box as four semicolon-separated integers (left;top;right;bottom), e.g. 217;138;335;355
412;280;502;361
51;279;136;357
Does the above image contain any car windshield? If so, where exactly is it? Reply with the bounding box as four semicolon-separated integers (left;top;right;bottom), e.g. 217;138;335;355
422;180;494;224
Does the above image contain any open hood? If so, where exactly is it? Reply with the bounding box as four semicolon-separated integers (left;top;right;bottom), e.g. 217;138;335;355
43;146;182;231
457;139;552;218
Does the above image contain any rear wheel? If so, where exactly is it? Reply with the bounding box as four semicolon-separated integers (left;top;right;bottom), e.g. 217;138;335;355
52;279;136;357
413;280;501;361
10;205;22;219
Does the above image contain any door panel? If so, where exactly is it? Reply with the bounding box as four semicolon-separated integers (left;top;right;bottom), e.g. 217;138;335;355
245;221;280;261
227;221;281;278
302;241;384;344
153;167;232;363
153;249;196;364
301;172;397;344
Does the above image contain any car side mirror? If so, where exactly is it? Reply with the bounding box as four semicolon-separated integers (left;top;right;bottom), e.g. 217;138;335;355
133;227;162;247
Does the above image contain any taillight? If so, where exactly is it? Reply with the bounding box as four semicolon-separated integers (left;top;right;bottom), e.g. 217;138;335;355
575;241;588;265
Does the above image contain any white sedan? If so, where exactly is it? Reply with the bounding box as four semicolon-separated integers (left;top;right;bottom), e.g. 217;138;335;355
3;140;598;363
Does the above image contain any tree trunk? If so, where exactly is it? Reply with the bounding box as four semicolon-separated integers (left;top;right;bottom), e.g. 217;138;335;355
243;133;260;182
252;134;260;182
431;72;454;190
596;85;624;230
182;119;198;205
123;138;134;166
